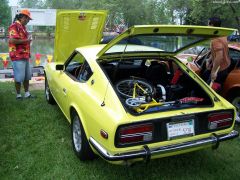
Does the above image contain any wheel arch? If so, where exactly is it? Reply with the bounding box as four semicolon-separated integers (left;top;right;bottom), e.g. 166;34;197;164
70;106;91;139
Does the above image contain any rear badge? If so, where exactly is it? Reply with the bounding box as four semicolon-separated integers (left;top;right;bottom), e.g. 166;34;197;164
79;12;86;21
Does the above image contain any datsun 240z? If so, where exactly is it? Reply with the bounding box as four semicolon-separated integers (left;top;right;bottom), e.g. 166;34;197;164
44;10;239;165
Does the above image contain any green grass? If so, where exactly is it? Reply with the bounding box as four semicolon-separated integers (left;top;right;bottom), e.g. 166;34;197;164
0;82;240;179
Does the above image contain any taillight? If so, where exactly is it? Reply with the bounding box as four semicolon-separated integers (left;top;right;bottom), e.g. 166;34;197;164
118;123;153;145
208;112;233;130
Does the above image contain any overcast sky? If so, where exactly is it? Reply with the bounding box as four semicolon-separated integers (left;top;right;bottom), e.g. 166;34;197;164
9;0;19;6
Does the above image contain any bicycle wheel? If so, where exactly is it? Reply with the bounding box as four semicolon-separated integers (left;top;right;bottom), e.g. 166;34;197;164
115;78;153;98
125;97;146;107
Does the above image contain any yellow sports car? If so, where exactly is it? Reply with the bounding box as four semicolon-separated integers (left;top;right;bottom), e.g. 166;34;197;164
44;10;239;165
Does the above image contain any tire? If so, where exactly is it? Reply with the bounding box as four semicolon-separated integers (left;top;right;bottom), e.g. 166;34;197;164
45;76;56;105
71;112;95;160
115;78;153;98
230;93;240;124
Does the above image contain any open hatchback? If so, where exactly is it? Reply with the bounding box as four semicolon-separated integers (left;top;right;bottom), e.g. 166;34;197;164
44;11;239;165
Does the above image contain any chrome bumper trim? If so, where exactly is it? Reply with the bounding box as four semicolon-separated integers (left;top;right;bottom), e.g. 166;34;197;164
89;130;239;161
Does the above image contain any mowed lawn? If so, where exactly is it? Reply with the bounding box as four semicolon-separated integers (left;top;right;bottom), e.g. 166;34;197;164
1;82;240;179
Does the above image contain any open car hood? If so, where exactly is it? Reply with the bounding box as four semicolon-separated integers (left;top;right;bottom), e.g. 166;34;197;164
54;10;107;63
97;25;236;57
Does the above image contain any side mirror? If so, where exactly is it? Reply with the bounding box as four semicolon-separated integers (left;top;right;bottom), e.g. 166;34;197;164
56;64;64;70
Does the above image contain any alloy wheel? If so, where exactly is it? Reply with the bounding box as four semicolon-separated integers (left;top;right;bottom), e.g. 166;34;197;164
72;116;82;152
45;86;50;101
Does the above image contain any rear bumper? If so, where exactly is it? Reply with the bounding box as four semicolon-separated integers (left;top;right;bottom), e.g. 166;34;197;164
89;130;239;162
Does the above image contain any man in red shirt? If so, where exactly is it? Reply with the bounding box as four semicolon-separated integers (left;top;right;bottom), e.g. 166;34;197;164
8;9;35;99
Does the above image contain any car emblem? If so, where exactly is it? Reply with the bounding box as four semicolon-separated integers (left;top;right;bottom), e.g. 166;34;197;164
79;12;86;21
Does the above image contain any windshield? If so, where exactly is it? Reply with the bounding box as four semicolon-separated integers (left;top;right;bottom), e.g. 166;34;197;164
105;35;206;54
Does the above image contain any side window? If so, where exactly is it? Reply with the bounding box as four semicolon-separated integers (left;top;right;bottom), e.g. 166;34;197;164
65;52;85;78
78;61;93;82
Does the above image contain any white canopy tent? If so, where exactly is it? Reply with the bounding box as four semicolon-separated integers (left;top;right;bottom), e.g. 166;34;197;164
11;6;56;26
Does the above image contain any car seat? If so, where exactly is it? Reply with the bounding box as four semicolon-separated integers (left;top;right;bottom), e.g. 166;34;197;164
145;61;169;86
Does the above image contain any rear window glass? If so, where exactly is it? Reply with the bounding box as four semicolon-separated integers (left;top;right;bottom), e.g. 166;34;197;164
105;35;205;54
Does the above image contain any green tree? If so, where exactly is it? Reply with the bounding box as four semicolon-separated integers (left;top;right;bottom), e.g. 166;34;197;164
44;0;83;9
165;0;199;25
229;4;240;32
19;0;45;8
0;0;11;29
146;0;171;24
18;0;240;32
81;0;170;27
186;0;240;30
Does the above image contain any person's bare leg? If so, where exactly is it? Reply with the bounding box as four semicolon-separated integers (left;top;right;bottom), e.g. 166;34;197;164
15;82;21;94
23;80;29;92
23;80;31;97
15;82;22;99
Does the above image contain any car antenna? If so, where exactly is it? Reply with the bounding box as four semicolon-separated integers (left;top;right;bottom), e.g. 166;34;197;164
102;31;130;107
101;80;109;106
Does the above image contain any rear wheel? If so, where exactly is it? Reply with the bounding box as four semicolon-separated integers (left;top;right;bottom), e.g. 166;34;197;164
45;76;56;104
71;111;95;160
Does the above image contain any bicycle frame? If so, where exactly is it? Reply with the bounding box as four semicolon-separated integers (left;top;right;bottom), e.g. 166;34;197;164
132;82;160;113
129;81;204;113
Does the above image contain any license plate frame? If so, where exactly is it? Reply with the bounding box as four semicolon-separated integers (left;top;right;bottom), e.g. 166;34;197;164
167;119;195;140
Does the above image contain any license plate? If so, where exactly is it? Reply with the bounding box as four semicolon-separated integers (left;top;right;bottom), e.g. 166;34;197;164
167;119;195;140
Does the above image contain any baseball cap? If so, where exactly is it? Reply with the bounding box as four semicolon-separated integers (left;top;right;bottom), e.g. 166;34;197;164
20;9;33;20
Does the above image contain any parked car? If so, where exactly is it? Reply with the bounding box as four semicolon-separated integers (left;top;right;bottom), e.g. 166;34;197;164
228;30;240;42
44;10;239;165
177;42;240;123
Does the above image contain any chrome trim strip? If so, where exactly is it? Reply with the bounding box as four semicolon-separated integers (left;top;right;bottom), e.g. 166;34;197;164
120;132;152;138
89;130;239;161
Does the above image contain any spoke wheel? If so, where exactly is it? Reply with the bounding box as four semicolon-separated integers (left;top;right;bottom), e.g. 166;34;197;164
125;97;146;107
116;78;153;98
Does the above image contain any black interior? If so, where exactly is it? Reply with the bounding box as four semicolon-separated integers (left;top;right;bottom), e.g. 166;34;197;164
145;61;169;86
99;57;212;114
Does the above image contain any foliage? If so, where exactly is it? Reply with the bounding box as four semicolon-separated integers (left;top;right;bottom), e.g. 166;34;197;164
80;0;171;27
19;0;45;8
147;0;171;24
186;0;240;30
0;82;240;179
5;0;240;32
44;0;83;9
0;0;11;29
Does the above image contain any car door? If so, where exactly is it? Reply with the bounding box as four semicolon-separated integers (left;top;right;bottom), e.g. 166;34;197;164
53;51;87;117
222;47;240;96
